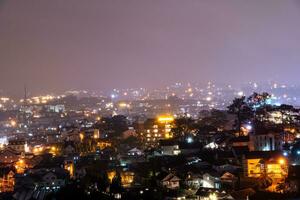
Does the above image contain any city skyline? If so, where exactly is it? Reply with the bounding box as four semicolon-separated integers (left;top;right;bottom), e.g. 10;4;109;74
1;0;300;95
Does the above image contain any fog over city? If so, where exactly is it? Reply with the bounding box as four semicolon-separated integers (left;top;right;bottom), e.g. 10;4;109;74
2;1;300;200
1;0;300;96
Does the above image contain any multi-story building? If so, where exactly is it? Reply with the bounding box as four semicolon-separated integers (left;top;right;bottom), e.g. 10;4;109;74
0;169;15;193
8;140;26;153
243;151;288;182
250;131;282;151
136;116;174;146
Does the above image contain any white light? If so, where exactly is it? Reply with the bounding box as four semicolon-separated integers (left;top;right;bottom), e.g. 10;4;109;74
237;91;244;96
206;97;212;101
186;137;193;143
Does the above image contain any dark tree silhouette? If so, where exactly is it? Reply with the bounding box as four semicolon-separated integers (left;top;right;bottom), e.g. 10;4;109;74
171;117;195;137
228;96;252;135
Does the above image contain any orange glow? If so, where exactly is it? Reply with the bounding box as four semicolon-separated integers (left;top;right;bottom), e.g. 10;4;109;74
157;116;174;123
79;133;84;141
10;120;17;127
278;158;285;165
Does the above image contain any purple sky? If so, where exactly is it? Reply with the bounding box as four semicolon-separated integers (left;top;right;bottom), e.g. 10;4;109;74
1;0;300;96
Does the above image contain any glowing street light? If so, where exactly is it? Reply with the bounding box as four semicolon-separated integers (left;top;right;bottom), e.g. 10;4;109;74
10;120;17;127
278;158;285;165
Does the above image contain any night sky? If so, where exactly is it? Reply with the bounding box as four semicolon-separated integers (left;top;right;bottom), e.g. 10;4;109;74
1;0;300;96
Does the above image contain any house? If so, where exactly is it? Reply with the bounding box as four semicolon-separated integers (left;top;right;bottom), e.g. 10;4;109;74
8;140;26;153
16;168;69;191
0;168;15;192
242;151;288;180
185;172;202;189
61;129;81;142
250;129;283;151
195;187;234;200
202;172;221;189
220;172;238;189
127;148;143;156
13;168;69;200
107;170;135;188
25;155;43;169
0;147;20;164
160;140;181;156
161;173;181;189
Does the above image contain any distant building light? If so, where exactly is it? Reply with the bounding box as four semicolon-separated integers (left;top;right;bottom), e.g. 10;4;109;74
186;137;193;144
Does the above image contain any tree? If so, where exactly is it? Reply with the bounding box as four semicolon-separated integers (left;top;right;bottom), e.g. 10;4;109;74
110;171;123;194
81;161;109;192
98;172;110;192
197;109;229;130
122;136;141;148
247;92;271;110
274;104;296;126
247;92;272;124
171;117;195;137
228;96;252;135
94;115;128;138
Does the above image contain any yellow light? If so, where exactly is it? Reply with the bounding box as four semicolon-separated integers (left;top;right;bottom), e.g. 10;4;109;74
279;159;285;165
157;116;174;123
165;133;170;139
79;133;84;141
209;193;217;200
119;102;128;108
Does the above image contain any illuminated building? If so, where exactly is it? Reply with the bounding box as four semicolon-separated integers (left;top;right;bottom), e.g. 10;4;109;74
161;173;181;189
64;160;74;178
8;140;26;153
97;141;112;150
0;148;20;164
250;131;282;151
15;158;27;174
14;168;69;193
202;173;221;189
0;170;15;193
195;188;233;200
160;140;181;156
137;115;175;146
243;151;288;181
93;129;100;139
107;170;135;188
